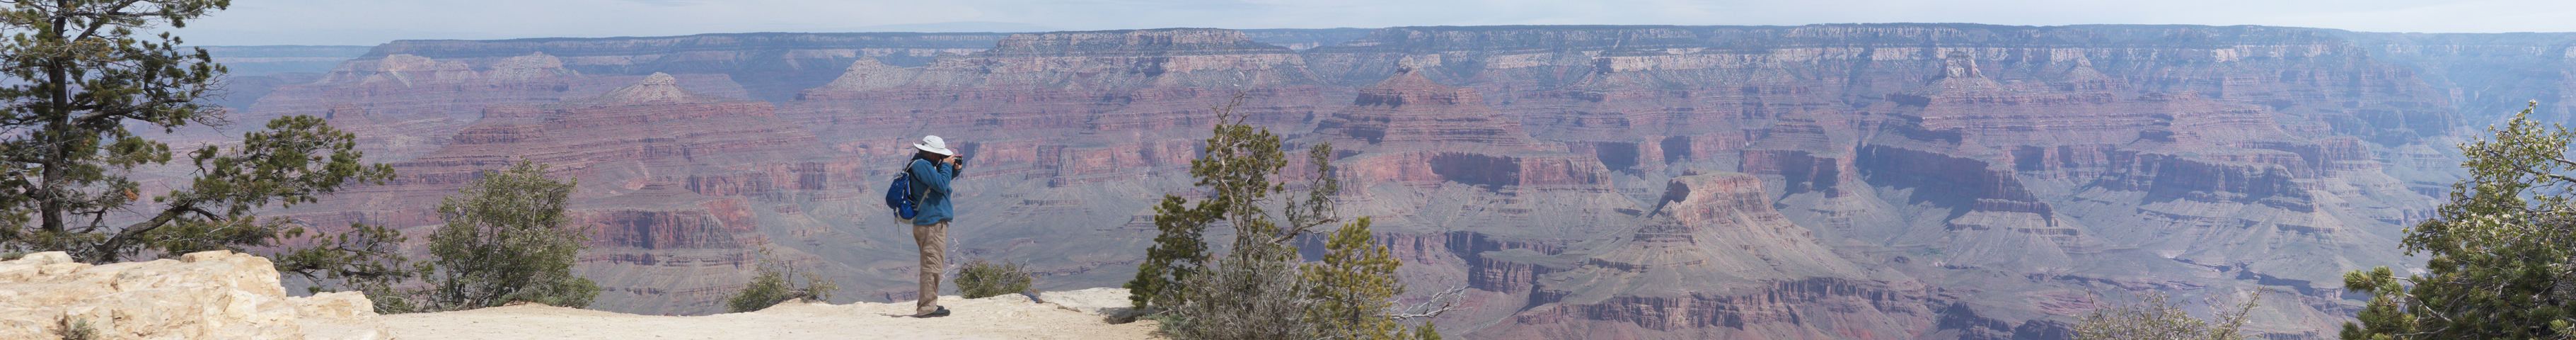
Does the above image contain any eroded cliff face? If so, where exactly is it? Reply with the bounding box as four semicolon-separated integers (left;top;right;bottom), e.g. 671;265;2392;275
1281;26;2462;338
279;74;879;314
243;52;751;161
1317;66;1630;241
2336;31;2576;125
223;23;2548;339
357;33;1016;102
1472;172;1923;340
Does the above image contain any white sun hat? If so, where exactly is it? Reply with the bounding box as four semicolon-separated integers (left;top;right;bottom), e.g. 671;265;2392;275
914;135;955;155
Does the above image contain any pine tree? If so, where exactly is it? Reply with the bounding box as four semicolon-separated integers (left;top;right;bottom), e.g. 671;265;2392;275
1126;94;1297;310
2343;101;2576;339
1126;94;1448;339
0;0;408;293
1303;217;1442;339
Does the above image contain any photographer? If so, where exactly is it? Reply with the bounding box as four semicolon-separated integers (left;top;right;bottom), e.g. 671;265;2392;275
904;135;964;317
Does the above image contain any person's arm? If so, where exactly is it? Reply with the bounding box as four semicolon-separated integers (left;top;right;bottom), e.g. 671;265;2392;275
910;159;955;194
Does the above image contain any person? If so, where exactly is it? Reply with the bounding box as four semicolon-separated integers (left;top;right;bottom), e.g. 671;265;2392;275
906;135;964;317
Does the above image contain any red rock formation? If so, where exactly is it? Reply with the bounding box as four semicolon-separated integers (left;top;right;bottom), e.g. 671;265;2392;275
1288;26;2448;337
1317;65;1549;152
1474;173;1924;339
240;52;751;162
1318;67;1635;243
279;74;869;314
358;33;1016;101
780;29;1332;178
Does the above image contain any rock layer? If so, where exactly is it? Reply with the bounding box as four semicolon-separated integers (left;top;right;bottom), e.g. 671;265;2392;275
283;74;858;314
1477;173;1917;339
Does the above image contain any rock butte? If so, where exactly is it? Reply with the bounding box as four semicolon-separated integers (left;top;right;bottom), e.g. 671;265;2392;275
199;23;2576;339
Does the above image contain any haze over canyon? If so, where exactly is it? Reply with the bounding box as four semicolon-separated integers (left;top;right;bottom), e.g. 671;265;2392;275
187;23;2576;339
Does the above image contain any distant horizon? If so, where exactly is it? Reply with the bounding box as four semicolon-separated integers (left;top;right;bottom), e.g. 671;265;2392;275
177;0;2576;45
182;21;2576;48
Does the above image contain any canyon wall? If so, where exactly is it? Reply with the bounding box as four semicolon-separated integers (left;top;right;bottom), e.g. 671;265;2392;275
219;23;2576;339
2337;31;2576;125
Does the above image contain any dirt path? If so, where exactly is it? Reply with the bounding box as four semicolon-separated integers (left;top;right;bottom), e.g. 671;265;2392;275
381;295;1158;339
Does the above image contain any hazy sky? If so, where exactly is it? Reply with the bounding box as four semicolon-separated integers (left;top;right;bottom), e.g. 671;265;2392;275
181;0;2576;46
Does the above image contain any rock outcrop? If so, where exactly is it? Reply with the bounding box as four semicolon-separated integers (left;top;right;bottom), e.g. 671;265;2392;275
0;251;386;340
1474;173;1924;339
1320;65;1632;242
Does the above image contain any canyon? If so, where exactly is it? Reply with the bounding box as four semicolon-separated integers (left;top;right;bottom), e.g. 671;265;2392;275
196;23;2576;339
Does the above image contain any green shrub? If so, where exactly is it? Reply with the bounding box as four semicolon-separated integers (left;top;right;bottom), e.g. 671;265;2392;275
420;159;597;310
1128;94;1446;339
957;258;1036;299
724;247;839;313
1160;242;1311;339
2343;102;2576;339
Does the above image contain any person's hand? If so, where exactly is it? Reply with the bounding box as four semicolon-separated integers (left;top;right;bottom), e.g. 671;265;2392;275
945;156;965;167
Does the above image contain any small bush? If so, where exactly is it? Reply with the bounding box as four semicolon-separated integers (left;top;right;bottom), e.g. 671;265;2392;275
2075;288;2264;340
724;247;840;313
956;258;1035;299
56;316;95;340
1159;246;1312;340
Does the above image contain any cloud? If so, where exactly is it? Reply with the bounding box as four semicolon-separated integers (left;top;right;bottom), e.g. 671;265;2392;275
174;0;2576;46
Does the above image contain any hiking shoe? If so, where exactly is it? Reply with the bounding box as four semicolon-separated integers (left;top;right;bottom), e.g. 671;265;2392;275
916;306;951;318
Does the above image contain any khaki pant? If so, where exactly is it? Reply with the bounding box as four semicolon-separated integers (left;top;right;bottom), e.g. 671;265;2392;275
913;221;949;315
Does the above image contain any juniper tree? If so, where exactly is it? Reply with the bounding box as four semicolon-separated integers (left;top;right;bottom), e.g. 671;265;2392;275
1126;94;1449;339
2343;101;2576;339
0;0;407;295
1126;94;1300;310
1303;217;1444;340
419;159;598;310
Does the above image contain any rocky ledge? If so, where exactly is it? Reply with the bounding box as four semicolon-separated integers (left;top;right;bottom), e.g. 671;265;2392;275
0;251;386;340
381;288;1155;340
0;250;1154;340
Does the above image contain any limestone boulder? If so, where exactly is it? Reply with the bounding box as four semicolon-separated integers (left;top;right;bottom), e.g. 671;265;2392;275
0;251;390;340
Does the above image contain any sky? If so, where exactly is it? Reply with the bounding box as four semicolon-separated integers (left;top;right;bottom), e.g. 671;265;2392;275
180;0;2576;46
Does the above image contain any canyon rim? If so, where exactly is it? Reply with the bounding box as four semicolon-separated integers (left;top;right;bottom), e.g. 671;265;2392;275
186;23;2576;339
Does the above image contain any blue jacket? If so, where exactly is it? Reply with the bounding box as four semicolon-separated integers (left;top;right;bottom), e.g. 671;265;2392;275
908;159;961;225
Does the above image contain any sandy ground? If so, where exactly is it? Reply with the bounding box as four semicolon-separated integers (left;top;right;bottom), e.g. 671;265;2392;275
381;294;1159;339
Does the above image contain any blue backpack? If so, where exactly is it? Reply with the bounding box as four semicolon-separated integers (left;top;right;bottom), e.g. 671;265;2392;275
884;162;920;220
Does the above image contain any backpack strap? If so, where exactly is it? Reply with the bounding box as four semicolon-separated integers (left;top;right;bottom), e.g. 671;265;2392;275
904;159;930;201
